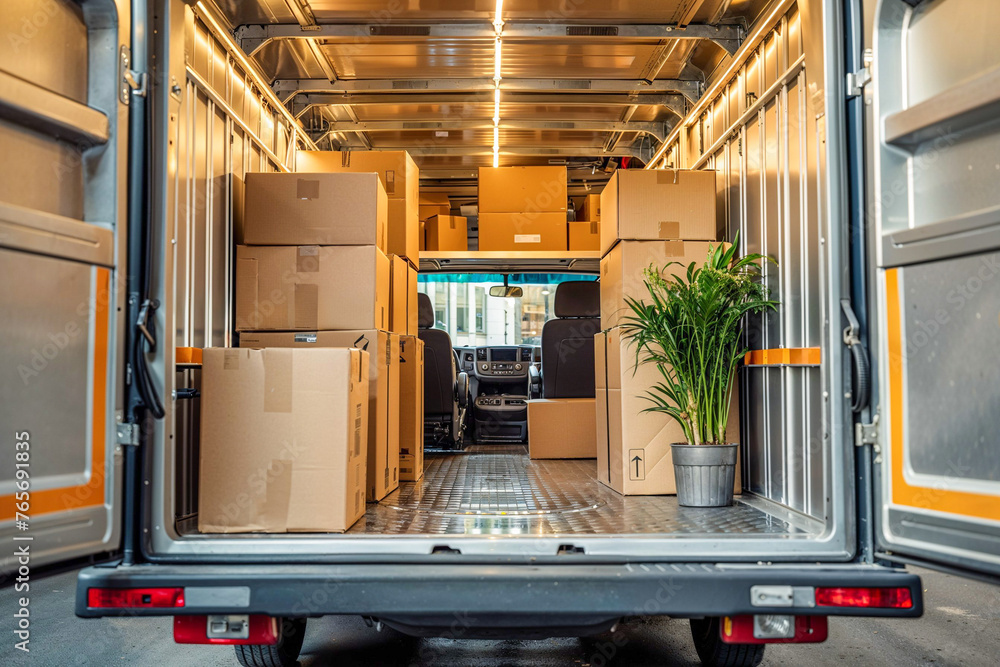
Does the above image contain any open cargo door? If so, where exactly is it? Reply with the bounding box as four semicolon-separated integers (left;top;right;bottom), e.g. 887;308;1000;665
866;0;1000;580
0;0;132;571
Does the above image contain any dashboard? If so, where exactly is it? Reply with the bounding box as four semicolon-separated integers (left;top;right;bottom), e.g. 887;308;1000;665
456;345;540;378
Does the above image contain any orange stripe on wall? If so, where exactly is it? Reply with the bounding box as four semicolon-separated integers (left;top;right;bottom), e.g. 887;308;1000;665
0;267;109;521
886;268;999;521
744;347;821;366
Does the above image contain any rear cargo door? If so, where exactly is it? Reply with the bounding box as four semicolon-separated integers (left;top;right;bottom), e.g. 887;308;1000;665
865;0;1000;579
0;0;130;570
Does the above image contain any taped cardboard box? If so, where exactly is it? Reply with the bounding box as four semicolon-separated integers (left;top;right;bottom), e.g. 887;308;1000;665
600;169;718;256
527;398;597;459
399;335;425;481
478;166;568;213
389;254;408;334
595;327;741;496
599;240;719;329
425;215;468;251
478;212;567;251
387;197;420;266
578;193;601;221
296;151;420;264
297;150;419;203
198;347;368;533
568;220;601;252
243;172;387;251
235;245;390;332
240;330;401;502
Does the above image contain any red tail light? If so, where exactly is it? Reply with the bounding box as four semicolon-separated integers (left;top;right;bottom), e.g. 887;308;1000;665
87;587;185;609
174;615;279;645
815;586;913;609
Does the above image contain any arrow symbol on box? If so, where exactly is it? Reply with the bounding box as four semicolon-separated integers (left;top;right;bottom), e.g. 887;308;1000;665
632;455;642;478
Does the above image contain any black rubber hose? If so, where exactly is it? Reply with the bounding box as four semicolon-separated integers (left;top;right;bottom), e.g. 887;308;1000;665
849;340;871;413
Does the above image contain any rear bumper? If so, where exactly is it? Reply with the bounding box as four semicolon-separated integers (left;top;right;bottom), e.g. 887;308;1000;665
76;561;923;620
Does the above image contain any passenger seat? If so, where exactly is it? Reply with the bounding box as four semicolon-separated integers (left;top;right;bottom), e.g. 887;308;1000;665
540;281;600;399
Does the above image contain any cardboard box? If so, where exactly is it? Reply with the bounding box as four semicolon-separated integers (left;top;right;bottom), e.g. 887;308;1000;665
425;215;468;251
478;212;567;251
527;398;597;459
198;347;368;533
389;255;408;334
388;197;420;266
399;335;425;481
478;166;568;213
407;262;419;336
568;220;601;252
243;172;387;251
595;327;741;495
599;240;719;329
578;193;601;221
600;169;718;256
297;150;418;203
235;245;390;332
240;330;401;501
420;193;451;221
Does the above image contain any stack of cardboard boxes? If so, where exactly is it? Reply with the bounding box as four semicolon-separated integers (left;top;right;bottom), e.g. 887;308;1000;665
294;151;426;483
569;193;602;252
594;169;741;496
419;193;468;252
477;166;568;251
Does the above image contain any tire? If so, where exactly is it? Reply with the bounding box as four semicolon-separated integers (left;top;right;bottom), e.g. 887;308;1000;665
234;618;307;667
689;617;765;667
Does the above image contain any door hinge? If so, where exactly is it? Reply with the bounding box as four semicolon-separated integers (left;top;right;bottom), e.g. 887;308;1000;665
846;49;873;99
116;422;140;447
119;45;147;105
855;414;881;462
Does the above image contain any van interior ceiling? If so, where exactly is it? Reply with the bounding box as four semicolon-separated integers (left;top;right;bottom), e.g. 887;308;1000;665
156;0;842;561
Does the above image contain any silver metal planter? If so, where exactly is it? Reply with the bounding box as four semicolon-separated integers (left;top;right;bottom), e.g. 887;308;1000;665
671;443;738;507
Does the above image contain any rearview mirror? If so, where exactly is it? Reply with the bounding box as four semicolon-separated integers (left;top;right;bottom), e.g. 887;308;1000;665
489;285;523;298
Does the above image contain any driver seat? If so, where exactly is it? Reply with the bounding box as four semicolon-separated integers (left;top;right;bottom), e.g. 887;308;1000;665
417;293;469;448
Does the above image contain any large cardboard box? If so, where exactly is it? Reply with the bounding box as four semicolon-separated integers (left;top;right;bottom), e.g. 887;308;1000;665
236;246;390;331
407;262;419;336
389;255;408;334
297;150;419;203
600;169;718;256
399;335;425;481
568;220;601;252
599;240;718;329
478;166;568;213
425;215;468;251
527;398;597;459
388;197;420;266
578;193;601;221
240;330;401;501
198;347;368;533
243;172;387;251
420;193;451;221
235;245;390;332
478;212;567;251
295;151;419;264
595;327;741;495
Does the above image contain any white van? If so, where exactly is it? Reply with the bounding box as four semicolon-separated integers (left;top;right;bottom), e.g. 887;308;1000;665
2;0;997;665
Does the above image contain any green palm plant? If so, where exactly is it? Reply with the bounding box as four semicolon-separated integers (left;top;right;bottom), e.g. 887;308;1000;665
619;236;777;446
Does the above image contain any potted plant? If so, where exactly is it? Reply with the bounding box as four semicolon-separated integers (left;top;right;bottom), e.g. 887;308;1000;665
620;238;777;507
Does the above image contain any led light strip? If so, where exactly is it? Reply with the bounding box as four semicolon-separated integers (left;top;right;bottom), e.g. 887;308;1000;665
492;0;504;167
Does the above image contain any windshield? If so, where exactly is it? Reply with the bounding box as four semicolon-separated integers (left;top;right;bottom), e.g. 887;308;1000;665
418;273;598;347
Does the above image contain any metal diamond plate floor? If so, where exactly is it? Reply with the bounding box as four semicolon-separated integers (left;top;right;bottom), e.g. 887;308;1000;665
348;445;812;536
